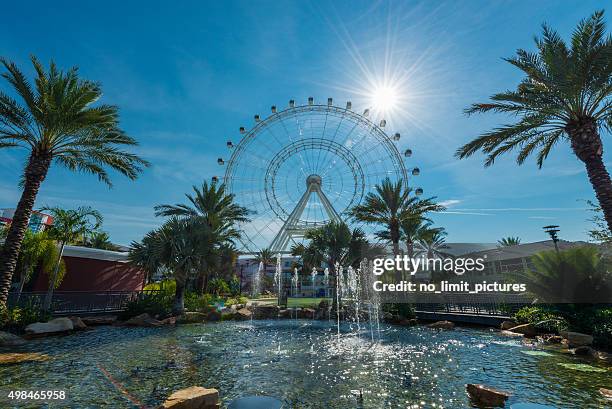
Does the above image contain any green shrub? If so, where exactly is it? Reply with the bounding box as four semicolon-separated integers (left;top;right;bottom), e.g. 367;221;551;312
144;279;176;296
184;293;215;312
570;306;612;349
207;278;231;296
382;303;416;319
119;293;172;320
513;306;569;333
0;302;50;332
225;296;248;307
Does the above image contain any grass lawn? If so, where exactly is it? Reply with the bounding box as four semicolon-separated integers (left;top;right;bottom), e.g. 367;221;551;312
247;297;331;308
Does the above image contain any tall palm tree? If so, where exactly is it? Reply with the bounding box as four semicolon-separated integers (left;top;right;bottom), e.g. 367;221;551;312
254;248;274;269
0;56;149;306
42;206;102;310
498;236;521;247
456;11;612;230
83;231;119;251
351;178;443;257
129;217;219;314
154;180;250;243
400;218;436;259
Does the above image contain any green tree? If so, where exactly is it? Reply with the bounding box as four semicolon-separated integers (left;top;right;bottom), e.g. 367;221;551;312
154;180;250;243
83;231;119;251
585;199;612;243
515;246;611;303
14;230;65;303
42;206;102;310
254;248;274;269
351;178;443;259
129;217;219;315
0;56;148;306
416;227;449;259
498;236;522;247
456;11;612;230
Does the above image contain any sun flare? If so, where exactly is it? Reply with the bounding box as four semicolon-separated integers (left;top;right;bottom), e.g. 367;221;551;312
369;85;400;113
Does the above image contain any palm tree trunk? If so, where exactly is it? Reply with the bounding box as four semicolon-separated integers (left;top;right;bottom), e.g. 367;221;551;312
173;280;186;315
43;242;65;311
0;153;51;306
570;124;612;232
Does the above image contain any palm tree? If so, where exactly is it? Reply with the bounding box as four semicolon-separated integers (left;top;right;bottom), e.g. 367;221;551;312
456;11;612;230
0;56;149;306
129;217;218;314
351;178;443;258
154;180;250;243
83;231;119;251
498;236;521;247
254;248;274;269
515;246;611;303
14;230;65;303
42;206;102;310
415;227;449;259
399;218;436;259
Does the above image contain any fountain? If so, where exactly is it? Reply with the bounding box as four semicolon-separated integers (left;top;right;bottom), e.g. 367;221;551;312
310;267;317;291
292;267;299;297
252;261;264;298
274;253;282;306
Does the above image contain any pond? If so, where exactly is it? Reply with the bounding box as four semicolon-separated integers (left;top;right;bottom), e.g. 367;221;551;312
1;320;610;408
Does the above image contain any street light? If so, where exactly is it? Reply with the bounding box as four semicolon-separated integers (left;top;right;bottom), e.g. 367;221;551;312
543;225;560;253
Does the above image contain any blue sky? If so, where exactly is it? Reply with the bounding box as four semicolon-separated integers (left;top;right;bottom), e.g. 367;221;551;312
0;0;607;246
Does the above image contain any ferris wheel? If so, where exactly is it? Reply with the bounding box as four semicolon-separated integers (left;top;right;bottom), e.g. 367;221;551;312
217;97;419;254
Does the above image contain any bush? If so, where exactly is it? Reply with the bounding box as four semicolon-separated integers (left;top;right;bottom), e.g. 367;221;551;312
119;293;172;320
225;296;248;307
570;306;612;349
382;303;416;319
184;293;215;312
144;279;176;297
0;301;50;332
207;278;231;296
513;306;569;333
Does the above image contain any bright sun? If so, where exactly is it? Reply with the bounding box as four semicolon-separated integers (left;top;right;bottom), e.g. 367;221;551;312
369;85;400;113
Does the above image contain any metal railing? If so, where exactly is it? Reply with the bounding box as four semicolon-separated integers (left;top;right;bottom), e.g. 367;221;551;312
7;290;163;315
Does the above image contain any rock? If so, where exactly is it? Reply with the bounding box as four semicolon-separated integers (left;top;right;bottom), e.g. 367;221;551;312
160;317;177;326
278;309;291;319
206;310;221;322
318;300;330;310
297;308;316;319
68;316;88;330
500;320;516;330
25;317;74;336
600;388;612;401
466;384;510;407
160;386;219;409
560;331;593;347
537;334;563;345
122;313;163;327
178;312;207;324
82;315;117;326
221;310;238;321
500;330;524;337
590;349;612;363
252;305;279;319
236;308;252;320
570;346;593;356
399;318;418;326
508;323;537;337
0;352;48;365
427;320;455;330
0;331;26;347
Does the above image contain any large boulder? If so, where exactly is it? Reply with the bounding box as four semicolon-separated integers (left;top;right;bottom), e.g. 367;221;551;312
68;316;88;330
427;320;455;330
560;331;593;347
590;349;612;363
236;308;252;320
466;384;510;407
252;305;279;319
399;318;418;327
160;316;177;326
600;388;612;401
0;352;48;365
278;309;291;319
500;330;524;337
160;386;219;409
500;320;516;330
0;331;26;347
25;317;73;336
178;312;207;324
82;315;117;326
508;323;537;337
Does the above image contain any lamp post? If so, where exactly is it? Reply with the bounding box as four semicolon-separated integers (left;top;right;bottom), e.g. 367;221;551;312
543;225;560;253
